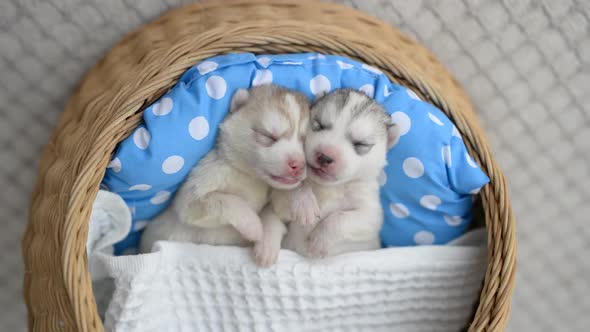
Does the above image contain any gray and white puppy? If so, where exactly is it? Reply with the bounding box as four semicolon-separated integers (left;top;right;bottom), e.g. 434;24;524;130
141;85;310;252
254;89;397;265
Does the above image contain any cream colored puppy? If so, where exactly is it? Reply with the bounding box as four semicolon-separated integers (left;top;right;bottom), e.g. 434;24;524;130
141;85;309;252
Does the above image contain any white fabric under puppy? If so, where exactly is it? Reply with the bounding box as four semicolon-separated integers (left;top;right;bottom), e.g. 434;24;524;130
96;229;487;332
87;190;131;281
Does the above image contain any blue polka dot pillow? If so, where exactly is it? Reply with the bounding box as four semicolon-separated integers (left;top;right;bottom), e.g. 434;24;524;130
101;52;489;254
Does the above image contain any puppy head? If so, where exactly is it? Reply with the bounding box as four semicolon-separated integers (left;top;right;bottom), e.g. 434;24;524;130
219;85;310;190
305;89;397;186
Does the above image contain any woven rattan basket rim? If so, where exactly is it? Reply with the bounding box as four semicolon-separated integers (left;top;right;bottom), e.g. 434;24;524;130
22;1;516;331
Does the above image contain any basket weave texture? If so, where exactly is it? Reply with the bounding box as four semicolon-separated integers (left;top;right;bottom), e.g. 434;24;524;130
22;1;516;331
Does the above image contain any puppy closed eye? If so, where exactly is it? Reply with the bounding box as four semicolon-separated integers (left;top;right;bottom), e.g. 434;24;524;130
311;119;330;132
353;141;374;155
253;129;277;146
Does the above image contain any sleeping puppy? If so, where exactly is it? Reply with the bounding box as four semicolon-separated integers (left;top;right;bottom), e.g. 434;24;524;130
254;89;396;265
141;85;309;252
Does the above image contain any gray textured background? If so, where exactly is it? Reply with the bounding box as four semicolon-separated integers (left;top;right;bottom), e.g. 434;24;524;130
1;0;589;331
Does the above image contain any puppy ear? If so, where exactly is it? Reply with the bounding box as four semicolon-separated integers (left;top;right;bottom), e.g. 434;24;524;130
386;123;400;149
230;89;250;113
314;90;327;100
310;91;328;110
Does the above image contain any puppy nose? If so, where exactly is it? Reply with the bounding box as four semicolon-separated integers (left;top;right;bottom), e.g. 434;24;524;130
288;159;305;172
317;152;334;166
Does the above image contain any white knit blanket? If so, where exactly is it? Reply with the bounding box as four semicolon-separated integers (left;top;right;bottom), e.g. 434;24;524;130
95;230;487;332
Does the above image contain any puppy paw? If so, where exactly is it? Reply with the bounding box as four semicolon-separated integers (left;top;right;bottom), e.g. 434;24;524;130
253;237;280;267
307;224;333;258
307;234;329;258
290;185;320;228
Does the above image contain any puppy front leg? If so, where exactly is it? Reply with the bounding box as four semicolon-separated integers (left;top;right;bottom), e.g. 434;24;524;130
253;204;287;267
184;192;263;242
307;208;380;258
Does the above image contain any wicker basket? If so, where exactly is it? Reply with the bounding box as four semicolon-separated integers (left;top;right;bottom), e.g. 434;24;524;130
22;1;516;331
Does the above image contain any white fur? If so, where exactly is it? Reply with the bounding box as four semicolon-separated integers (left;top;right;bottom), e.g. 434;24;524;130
141;85;310;253
305;91;391;185
254;89;396;264
221;87;309;190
